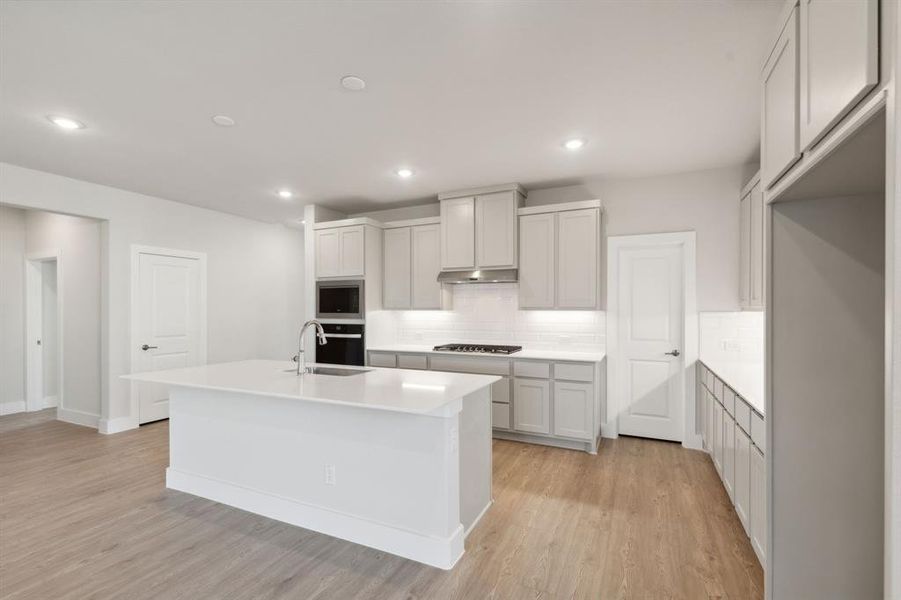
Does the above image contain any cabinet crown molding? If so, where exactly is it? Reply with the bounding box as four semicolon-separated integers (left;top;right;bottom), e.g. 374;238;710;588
518;199;602;216
438;182;526;201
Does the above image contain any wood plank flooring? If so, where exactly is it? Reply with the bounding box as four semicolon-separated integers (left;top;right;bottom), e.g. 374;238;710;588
0;410;762;599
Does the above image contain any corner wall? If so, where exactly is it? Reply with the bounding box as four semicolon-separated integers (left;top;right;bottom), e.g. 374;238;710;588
0;163;305;432
0;206;25;414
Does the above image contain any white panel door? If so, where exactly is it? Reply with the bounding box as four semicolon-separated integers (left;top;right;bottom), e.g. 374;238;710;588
315;229;341;278
557;208;599;309
475;191;517;268
616;243;684;441
383;227;411;309
339;226;365;277
553;381;593;440
799;0;878;150
749;182;765;308
440;197;475;269
518;213;556;308
136;252;203;423
761;6;800;188
411;224;442;309
512;378;550;434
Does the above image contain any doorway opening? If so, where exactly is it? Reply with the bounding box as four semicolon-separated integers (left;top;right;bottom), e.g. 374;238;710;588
25;252;61;414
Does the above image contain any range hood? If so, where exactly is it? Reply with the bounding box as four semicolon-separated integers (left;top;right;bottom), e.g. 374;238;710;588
437;269;518;284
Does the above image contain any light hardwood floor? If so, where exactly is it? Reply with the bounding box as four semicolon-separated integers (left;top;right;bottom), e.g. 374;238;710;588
0;410;762;599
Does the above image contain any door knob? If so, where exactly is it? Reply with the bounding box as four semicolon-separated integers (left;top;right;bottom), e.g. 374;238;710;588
665;349;681;357
141;344;158;351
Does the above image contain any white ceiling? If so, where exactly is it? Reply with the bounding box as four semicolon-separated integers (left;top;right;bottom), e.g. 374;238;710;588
0;0;782;225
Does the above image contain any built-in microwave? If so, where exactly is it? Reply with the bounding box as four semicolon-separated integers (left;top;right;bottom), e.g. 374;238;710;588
316;280;364;319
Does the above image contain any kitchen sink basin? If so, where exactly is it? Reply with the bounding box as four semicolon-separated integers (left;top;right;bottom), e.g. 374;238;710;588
283;367;371;376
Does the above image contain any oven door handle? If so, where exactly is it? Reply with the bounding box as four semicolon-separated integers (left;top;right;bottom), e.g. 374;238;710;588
323;333;363;339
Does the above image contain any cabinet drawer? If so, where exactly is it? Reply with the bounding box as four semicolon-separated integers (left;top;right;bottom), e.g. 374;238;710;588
723;387;736;417
397;354;428;370
751;411;766;453
734;397;752;434
492;402;511;430
554;362;594;382
430;355;509;376
491;376;511;404
513;361;550;379
368;352;397;368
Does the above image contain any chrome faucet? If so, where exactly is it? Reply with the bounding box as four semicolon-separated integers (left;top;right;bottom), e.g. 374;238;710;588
296;319;327;375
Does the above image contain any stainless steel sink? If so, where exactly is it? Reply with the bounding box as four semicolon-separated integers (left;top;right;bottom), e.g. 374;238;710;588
283;367;371;376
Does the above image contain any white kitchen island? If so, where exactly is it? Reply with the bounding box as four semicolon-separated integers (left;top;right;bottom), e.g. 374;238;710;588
124;359;498;569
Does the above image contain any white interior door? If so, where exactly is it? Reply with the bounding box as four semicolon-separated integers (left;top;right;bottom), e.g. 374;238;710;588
135;251;204;424
616;243;685;441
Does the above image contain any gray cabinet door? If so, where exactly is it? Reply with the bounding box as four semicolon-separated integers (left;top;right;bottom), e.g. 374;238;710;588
513;378;550;435
761;7;800;188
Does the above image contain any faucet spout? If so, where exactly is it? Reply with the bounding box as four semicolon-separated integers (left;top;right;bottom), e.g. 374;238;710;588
297;319;327;375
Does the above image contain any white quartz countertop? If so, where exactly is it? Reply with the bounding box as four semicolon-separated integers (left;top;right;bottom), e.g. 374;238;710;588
699;356;764;416
123;360;500;416
367;344;606;363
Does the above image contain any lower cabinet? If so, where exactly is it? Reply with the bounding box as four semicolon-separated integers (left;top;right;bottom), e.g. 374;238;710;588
713;400;724;474
512;378;550;434
552;381;593;440
368;350;603;452
750;444;767;567
734;426;752;533
491;401;511;430
723;414;736;501
699;362;766;570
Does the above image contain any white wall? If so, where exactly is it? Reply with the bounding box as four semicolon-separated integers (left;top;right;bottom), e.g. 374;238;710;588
41;260;58;402
0;206;26;414
528;165;751;311
26;210;102;419
0;163;305;432
352;165;751;312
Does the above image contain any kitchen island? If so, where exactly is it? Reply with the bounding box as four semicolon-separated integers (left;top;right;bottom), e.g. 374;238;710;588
124;360;499;569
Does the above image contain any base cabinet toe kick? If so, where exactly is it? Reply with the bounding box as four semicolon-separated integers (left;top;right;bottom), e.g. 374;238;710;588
368;351;606;454
697;361;766;569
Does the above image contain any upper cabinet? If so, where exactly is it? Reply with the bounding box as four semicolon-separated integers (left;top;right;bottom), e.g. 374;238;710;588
761;0;879;190
739;174;764;311
382;219;451;310
316;224;367;278
439;197;475;269
799;0;878;151
519;202;601;310
475;191;518;268
439;184;525;270
761;6;800;189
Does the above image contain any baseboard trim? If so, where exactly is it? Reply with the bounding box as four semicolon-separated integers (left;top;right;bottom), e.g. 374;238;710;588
42;395;58;408
57;407;100;429
493;429;592;453
98;416;139;434
166;468;465;570
0;400;26;416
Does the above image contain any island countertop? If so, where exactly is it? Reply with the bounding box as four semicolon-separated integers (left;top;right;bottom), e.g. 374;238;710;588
123;359;500;416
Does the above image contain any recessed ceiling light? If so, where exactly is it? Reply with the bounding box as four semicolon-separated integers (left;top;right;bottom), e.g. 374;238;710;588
212;115;236;127
47;115;85;130
277;189;294;199
341;75;366;91
563;138;586;150
396;168;413;179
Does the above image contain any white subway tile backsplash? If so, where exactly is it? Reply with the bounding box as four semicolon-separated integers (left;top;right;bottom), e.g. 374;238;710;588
700;311;764;364
369;283;605;351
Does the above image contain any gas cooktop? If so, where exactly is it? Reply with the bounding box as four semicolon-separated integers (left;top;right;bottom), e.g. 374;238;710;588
432;344;522;355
